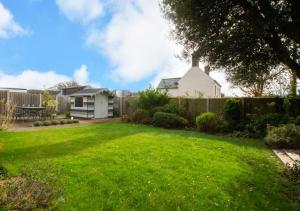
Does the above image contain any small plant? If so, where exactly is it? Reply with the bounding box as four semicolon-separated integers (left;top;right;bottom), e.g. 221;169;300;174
59;120;65;125
43;120;52;126
265;124;300;149
33;121;43;127
66;119;73;124
152;112;187;128
72;119;79;123
52;120;60;125
284;163;300;185
130;109;150;124
196;112;220;133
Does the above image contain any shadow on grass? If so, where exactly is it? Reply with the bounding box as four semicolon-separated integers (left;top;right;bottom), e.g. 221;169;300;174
1;128;143;161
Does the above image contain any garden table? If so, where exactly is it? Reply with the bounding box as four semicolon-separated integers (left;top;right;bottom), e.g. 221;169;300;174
16;106;46;119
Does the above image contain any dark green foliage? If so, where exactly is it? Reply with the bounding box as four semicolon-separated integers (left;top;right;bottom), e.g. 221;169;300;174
244;113;291;138
130;109;151;124
223;99;242;127
265;124;300;149
161;0;300;79
65;112;71;118
52;120;60;125
152;112;187;128
43;120;52;126
284;164;300;185
196;112;220;133
60;120;66;125
295;116;300;126
136;88;169;111
33;121;43;127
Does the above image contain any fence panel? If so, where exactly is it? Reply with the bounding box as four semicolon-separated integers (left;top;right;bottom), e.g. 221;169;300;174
0;91;8;114
8;92;41;107
56;95;69;113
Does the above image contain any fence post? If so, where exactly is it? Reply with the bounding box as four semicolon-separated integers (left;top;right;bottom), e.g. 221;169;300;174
206;98;210;112
6;91;10;104
241;98;245;119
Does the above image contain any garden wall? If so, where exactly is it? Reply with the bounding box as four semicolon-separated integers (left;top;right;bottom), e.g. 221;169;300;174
119;97;300;119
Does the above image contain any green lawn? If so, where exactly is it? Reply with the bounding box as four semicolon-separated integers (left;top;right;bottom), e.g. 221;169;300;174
0;123;299;210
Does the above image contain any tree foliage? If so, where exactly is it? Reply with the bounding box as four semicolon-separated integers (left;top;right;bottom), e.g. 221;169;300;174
161;0;300;78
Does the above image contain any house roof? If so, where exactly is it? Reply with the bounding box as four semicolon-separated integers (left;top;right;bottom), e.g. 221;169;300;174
157;78;181;89
70;88;113;96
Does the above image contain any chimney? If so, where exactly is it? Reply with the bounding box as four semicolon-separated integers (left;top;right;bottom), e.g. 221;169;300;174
192;55;200;67
204;65;210;75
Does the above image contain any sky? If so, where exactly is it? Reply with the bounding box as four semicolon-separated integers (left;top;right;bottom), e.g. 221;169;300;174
0;0;236;95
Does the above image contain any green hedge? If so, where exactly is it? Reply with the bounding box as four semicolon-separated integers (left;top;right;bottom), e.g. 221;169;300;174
33;119;79;127
152;112;187;128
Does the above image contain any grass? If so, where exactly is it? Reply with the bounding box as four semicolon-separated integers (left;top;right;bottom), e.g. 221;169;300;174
0;123;299;210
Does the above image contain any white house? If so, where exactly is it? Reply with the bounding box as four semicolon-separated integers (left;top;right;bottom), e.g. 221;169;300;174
69;88;114;119
157;58;222;98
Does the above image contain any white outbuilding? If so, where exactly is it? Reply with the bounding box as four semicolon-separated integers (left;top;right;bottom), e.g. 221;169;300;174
69;88;114;119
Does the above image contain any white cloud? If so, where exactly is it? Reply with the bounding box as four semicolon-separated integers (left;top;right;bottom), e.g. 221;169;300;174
56;0;103;24
0;2;28;38
87;0;189;83
85;0;236;95
0;64;100;89
0;69;71;89
74;64;89;84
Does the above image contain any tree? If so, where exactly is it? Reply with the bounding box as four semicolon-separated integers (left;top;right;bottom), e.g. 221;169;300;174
227;64;290;97
48;81;80;91
161;0;300;78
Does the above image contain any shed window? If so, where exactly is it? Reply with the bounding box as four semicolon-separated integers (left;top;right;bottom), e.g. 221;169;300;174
75;97;83;107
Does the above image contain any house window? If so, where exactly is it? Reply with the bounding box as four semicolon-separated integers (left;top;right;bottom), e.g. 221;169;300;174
75;97;83;107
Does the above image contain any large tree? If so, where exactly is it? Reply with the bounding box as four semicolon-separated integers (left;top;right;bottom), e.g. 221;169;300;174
161;0;300;78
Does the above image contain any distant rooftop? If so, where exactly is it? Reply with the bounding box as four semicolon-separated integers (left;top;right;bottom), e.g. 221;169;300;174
157;78;181;89
71;88;112;96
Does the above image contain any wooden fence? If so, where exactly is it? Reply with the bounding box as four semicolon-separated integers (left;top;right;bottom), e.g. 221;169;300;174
119;97;300;119
56;95;69;113
0;91;41;113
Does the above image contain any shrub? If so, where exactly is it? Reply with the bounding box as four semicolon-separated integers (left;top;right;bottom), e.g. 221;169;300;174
51;120;60;125
42;120;52;126
223;99;242;126
0;164;8;179
244;113;292;138
152;112;187;128
130;109;150;124
66;119;73;124
265;124;300;149
33;121;43;127
59;120;65;125
196;112;220;133
295;116;300;126
65;112;70;118
72;119;79;123
136;88;169;111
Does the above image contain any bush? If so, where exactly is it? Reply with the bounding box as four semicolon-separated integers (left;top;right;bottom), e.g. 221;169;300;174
0;164;8;179
42;120;52;126
130;109;150;124
51;120;60;125
59;120;65;125
66;119;73;124
265;124;300;149
196;112;220;133
152;112;187;128
33;121;43;127
295;116;300;126
72;119;79;123
223;99;242;126
136;88;169;111
244;113;292;138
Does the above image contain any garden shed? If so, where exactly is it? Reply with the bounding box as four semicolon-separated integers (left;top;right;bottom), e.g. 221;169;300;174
70;88;114;119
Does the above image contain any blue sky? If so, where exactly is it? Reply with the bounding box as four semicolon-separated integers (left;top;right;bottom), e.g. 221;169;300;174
0;0;231;94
